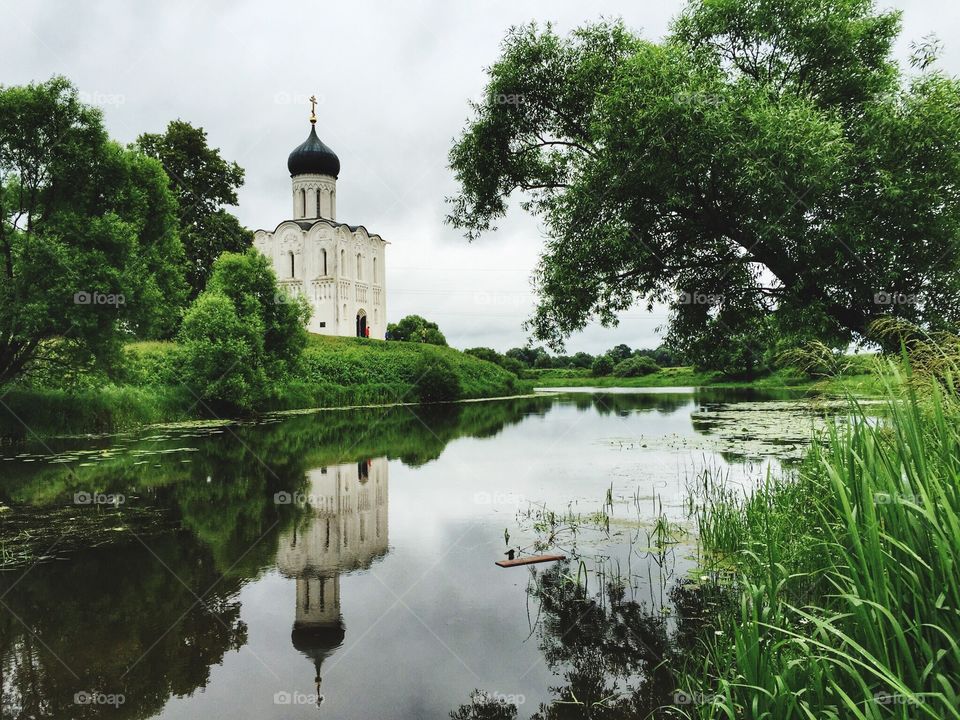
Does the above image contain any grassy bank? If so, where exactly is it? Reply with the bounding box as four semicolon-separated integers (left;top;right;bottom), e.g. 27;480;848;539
681;371;960;718
0;336;530;437
528;365;886;396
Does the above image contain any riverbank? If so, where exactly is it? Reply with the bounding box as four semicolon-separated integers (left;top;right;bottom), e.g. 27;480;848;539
0;336;530;438
676;370;960;717
527;365;886;396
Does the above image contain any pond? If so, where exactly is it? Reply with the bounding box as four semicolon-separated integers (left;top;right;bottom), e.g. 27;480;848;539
0;387;846;719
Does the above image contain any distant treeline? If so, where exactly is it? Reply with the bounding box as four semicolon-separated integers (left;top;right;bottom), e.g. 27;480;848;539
464;343;678;377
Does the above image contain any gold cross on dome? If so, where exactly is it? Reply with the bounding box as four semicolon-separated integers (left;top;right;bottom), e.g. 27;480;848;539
309;95;317;124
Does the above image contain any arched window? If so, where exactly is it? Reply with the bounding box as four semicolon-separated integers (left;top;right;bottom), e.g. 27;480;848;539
299;188;306;218
372;256;377;284
356;253;362;281
321;249;327;276
316;189;322;217
289;251;295;278
340;249;346;276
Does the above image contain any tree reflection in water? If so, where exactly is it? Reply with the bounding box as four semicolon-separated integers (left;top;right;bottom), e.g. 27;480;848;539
451;563;734;720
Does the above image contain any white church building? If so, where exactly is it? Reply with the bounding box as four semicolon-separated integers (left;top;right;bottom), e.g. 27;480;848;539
254;103;387;338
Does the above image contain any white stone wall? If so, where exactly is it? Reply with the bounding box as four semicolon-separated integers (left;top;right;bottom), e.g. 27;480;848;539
252;220;387;339
291;173;337;220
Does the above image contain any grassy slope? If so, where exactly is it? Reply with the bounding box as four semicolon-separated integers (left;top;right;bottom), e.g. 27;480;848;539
0;336;530;437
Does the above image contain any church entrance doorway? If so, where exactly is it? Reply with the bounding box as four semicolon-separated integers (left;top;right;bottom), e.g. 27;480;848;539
355;310;367;338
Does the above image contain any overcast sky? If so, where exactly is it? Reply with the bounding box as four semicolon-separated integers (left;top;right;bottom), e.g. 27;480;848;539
3;0;959;353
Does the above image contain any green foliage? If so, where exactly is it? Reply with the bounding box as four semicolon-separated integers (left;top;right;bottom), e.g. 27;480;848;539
135;120;252;299
612;355;659;377
178;249;309;412
591;355;613;377
178;292;266;411
412;349;462;403
688;366;960;718
464;346;525;374
386;314;448;345
448;3;960;356
0;76;187;384
299;335;523;402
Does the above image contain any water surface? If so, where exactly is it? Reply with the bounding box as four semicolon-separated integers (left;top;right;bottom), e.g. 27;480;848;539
0;388;830;719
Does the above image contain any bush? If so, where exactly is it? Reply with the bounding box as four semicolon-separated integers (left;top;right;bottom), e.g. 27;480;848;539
613;355;660;377
177;249;310;412
178;292;267;411
387;315;447;345
412;350;462;403
591;356;614;376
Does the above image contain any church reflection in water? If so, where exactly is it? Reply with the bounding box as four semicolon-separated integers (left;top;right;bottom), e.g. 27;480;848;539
275;457;389;695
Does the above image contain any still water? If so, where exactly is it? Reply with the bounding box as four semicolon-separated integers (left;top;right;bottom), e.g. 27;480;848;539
0;388;833;719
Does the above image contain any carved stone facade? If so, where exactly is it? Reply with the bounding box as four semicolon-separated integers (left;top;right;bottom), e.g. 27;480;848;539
252;122;387;339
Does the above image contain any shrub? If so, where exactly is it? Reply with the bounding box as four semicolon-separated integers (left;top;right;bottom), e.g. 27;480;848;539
387;315;447;345
178;292;267;411
591;356;613;376
412;350;462;403
613;355;660;377
177;249;310;412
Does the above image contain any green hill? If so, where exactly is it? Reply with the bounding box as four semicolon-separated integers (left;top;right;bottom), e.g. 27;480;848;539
0;336;531;437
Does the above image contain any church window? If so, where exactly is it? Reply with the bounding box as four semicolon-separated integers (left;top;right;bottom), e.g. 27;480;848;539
340;249;346;276
299;188;306;217
373;256;377;283
356;253;362;281
321;249;328;276
316;189;322;217
289;251;295;278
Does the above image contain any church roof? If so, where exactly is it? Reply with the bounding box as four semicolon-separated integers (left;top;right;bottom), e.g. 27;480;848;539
258;218;386;242
287;125;340;178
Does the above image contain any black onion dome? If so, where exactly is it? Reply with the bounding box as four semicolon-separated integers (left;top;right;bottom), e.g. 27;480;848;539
287;125;340;177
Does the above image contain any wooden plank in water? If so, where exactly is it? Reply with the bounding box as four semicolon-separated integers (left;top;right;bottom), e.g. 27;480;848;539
495;554;565;568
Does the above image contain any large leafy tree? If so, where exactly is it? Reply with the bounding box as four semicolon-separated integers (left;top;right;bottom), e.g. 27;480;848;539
447;0;960;359
0;77;186;385
136;120;252;299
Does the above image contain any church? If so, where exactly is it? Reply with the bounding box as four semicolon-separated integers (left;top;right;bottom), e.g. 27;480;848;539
253;100;387;338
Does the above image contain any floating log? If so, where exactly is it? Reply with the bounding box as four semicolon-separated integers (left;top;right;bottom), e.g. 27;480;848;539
495;553;566;568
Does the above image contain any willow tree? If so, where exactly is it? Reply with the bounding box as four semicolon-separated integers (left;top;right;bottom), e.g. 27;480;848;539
447;0;960;365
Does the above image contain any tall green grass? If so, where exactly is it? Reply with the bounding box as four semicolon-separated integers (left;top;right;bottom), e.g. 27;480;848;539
683;367;960;719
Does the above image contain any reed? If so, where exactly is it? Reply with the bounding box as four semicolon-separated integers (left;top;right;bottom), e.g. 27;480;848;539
683;360;960;719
